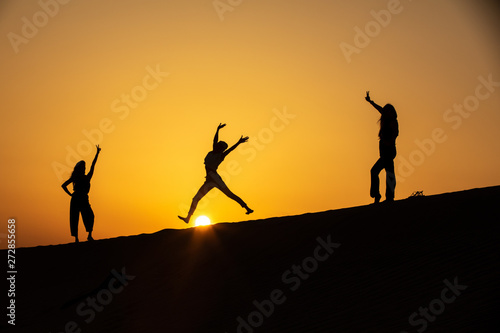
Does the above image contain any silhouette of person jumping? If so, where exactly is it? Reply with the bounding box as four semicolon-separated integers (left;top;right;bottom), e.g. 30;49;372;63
178;124;253;224
62;145;101;242
365;92;399;203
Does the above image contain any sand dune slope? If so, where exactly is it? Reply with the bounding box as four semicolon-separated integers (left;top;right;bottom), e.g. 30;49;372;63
4;186;500;332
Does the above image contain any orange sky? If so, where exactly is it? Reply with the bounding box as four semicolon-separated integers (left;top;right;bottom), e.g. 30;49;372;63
1;0;500;248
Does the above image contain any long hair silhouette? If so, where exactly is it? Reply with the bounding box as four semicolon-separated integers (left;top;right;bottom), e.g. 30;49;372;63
72;161;86;178
378;103;398;139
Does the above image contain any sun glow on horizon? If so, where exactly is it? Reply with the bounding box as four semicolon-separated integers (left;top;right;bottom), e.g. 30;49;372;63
194;216;211;227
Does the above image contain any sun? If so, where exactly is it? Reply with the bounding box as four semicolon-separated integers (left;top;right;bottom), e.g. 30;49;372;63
194;215;211;227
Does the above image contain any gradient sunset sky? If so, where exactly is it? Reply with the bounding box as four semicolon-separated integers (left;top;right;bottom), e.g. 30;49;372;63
1;0;500;248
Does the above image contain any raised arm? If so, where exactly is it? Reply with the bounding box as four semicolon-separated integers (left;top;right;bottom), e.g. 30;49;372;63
223;136;249;157
365;91;383;113
87;145;101;180
213;123;226;150
61;178;73;197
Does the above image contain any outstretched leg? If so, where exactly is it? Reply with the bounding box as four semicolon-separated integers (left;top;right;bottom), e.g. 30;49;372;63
178;182;214;224
370;158;384;203
218;185;253;214
211;173;253;214
206;170;253;214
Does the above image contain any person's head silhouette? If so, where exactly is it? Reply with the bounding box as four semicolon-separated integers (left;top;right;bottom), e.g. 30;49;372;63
382;104;397;119
214;141;228;153
72;160;86;178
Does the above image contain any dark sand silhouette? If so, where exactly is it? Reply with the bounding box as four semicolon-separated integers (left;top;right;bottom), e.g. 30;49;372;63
4;186;499;332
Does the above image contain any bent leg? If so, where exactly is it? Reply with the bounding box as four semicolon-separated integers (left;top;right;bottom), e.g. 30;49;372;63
370;158;384;199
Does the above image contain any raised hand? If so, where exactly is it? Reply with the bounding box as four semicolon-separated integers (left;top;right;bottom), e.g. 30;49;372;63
238;136;249;144
96;145;101;153
365;91;371;102
217;123;226;130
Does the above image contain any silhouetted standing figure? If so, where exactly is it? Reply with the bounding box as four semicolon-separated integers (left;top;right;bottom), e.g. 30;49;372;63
365;92;399;203
62;145;101;242
178;124;253;224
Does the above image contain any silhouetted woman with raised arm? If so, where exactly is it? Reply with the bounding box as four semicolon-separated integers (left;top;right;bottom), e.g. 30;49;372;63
365;92;399;203
178;123;253;224
62;145;101;242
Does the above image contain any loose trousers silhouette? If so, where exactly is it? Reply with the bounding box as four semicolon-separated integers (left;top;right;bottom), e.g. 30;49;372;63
371;144;396;200
70;196;94;237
